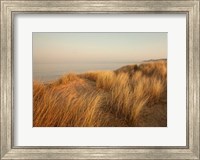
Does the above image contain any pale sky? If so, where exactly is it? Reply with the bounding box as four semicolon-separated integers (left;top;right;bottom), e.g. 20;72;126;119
33;32;167;81
33;32;167;64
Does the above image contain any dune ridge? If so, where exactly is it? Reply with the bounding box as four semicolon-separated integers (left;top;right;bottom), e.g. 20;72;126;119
33;59;167;127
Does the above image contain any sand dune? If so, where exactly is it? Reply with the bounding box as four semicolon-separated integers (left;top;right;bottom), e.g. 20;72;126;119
33;59;167;127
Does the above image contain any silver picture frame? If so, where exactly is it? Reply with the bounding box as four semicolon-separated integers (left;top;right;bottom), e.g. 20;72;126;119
1;0;199;159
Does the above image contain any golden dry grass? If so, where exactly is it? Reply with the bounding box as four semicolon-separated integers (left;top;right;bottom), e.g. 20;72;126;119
33;59;167;127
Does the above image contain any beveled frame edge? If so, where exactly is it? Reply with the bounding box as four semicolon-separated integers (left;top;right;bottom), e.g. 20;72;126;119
1;0;199;160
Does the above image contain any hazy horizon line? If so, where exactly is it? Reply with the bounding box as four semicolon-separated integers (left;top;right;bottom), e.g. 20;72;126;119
33;58;167;64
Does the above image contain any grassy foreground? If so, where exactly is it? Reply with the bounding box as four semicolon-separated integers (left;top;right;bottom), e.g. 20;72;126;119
33;60;167;127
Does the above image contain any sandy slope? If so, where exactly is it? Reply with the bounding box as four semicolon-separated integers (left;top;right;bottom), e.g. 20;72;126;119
33;59;167;127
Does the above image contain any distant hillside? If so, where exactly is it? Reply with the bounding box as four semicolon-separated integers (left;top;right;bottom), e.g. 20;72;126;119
33;59;167;127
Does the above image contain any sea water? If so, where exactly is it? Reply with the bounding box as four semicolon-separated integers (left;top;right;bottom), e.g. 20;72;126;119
33;62;139;82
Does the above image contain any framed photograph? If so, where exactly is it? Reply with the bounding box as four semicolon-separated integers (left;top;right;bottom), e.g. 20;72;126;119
1;0;199;159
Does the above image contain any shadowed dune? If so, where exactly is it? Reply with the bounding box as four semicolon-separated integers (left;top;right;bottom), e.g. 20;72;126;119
33;59;167;127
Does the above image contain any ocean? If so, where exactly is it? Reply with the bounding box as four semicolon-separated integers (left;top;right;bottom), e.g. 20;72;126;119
33;62;138;81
